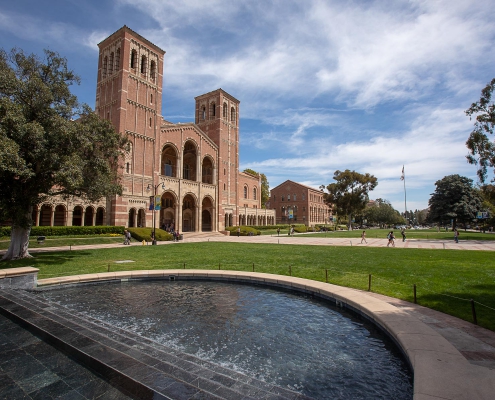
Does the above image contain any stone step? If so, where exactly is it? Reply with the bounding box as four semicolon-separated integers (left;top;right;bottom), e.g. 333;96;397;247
0;288;309;400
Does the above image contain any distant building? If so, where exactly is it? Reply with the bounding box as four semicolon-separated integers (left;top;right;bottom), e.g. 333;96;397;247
269;180;332;226
31;26;275;232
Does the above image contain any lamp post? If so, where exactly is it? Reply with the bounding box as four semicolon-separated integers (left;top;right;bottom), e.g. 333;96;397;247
147;181;165;245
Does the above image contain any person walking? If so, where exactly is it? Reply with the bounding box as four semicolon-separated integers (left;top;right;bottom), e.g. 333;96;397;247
237;227;240;237
401;228;406;242
361;230;367;244
123;230;131;245
277;227;280;236
387;231;395;247
454;229;459;243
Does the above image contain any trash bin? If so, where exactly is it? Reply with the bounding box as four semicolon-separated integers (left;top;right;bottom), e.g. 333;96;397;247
37;236;45;244
179;234;184;240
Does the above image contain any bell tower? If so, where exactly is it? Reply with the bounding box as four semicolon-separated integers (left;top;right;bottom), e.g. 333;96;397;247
195;89;240;229
95;26;165;226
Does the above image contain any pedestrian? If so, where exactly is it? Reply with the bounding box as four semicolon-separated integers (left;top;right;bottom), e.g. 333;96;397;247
123;229;130;245
237;227;240;237
401;228;406;242
277;227;280;236
454;229;459;243
387;231;395;247
361;230;367;244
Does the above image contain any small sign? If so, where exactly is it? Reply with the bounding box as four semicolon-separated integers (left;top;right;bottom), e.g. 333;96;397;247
477;211;489;219
288;209;293;219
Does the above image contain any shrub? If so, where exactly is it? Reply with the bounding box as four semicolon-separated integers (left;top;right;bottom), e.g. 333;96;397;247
293;224;307;233
0;226;126;238
226;226;261;236
129;227;173;242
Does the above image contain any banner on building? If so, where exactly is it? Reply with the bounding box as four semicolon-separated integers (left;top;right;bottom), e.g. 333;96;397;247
155;195;161;211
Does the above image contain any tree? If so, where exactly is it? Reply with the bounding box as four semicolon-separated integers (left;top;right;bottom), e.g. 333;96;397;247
427;175;483;229
364;199;404;227
465;78;495;183
243;168;269;208
322;170;378;230
0;48;129;260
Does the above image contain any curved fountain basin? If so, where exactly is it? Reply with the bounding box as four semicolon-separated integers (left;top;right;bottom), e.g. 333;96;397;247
36;269;495;400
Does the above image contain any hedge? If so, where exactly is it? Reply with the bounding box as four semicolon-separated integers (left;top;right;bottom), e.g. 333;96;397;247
0;226;126;238
128;227;173;242
226;226;261;236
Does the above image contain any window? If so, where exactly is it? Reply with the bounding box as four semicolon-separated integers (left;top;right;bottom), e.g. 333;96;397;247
282;196;284;201
273;195;276;201
141;55;147;74
224;183;226;190
149;117;152;127
164;161;173;177
150;94;153;104
130;49;137;69
302;194;305;201
253;188;257;200
210;102;216;118
126;162;130;173
150;60;156;80
201;106;206;120
109;52;114;74
223;103;227;118
288;194;290;201
224;168;226;175
231;107;236;123
115;48;120;70
244;186;248;199
102;56;108;78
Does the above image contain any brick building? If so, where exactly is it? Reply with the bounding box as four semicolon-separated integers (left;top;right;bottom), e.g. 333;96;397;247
31;26;275;232
269;180;332;226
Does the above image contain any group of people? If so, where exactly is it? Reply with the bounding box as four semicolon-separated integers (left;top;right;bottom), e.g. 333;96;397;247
359;229;407;247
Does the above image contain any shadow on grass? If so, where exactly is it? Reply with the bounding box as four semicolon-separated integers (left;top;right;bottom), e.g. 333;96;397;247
0;251;93;269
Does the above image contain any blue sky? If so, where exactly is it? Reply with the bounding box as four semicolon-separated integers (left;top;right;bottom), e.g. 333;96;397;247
2;0;494;212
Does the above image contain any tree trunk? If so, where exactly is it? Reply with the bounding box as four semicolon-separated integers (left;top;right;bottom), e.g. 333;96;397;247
348;214;352;230
2;225;32;261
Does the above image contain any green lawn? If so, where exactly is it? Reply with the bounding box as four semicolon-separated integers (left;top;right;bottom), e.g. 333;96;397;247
1;242;494;331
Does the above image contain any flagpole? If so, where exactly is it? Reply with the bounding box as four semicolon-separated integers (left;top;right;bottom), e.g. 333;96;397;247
403;165;407;221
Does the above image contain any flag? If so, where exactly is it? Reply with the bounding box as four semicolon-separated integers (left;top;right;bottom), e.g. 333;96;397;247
400;166;405;181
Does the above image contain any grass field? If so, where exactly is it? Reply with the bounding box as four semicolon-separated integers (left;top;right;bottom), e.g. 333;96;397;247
1;241;494;331
263;227;495;241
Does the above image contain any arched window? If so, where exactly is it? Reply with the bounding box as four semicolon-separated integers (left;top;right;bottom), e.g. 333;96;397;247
150;94;153;104
149;117;152;127
223;103;227;118
244;186;248;199
294;194;297;201
141;55;147;74
201;106;206;120
282;196;284;201
109;52;114;74
102;56;108;78
288;194;290;201
253;188;257;200
231;107;236;123
210;102;216;119
130;49;137;69
115;48;120;70
150;60;156;81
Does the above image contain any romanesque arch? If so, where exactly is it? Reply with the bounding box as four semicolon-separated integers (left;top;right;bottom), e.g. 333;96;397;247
202;156;214;184
161;144;178;177
201;196;214;231
72;206;83;226
182;141;197;181
128;208;136;228
95;207;105;226
160;191;178;230
137;209;146;227
54;205;66;226
85;206;95;226
182;193;197;232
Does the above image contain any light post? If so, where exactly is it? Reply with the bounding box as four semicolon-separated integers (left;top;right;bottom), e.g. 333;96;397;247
147;181;165;245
